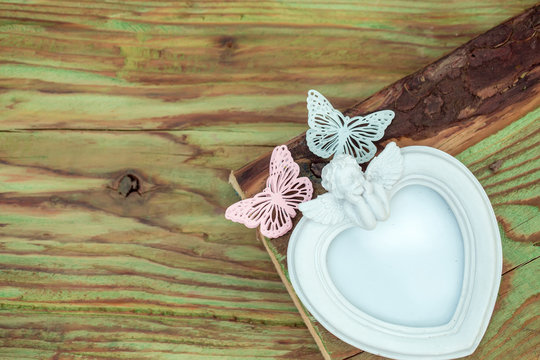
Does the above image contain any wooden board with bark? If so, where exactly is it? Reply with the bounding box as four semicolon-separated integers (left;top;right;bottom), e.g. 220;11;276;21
230;6;540;359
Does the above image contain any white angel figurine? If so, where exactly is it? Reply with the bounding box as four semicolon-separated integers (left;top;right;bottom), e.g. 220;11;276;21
299;142;403;230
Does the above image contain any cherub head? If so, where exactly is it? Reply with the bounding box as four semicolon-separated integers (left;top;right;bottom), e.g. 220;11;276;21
321;154;365;199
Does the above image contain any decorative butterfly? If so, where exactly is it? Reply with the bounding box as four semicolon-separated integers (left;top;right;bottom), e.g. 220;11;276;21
306;89;395;164
225;145;313;239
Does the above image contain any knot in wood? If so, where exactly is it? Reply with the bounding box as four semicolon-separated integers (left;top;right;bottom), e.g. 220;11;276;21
118;174;140;198
423;94;444;118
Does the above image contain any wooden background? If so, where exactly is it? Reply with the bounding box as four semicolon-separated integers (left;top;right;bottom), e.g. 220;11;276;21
0;1;538;359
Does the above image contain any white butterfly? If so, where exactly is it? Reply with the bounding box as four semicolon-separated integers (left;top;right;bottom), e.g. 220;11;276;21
306;89;395;164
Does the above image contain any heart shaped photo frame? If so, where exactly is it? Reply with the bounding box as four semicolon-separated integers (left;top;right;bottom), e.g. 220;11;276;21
225;90;504;359
288;145;502;359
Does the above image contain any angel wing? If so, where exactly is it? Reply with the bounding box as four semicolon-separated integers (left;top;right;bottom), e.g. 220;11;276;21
306;89;395;163
365;142;403;190
298;193;346;225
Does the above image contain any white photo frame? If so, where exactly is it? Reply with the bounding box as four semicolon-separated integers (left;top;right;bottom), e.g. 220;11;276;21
288;146;502;359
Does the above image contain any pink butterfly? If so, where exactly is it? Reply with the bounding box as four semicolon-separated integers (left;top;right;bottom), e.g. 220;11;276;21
225;145;313;238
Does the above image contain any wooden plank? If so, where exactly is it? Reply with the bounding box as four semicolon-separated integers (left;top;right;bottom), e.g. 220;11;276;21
0;311;320;360
0;130;322;359
229;7;540;359
0;1;537;130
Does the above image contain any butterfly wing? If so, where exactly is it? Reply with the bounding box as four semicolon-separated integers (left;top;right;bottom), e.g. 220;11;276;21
280;176;313;214
365;141;403;189
258;202;294;239
225;187;297;239
225;190;274;229
346;110;395;163
268;145;313;216
306;90;347;159
268;145;298;185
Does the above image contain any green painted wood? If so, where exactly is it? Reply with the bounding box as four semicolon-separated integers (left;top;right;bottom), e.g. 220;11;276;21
0;1;538;359
0;1;536;131
0;130;321;359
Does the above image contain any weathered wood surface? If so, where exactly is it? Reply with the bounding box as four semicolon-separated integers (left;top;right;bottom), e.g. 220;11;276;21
0;1;538;359
231;7;540;360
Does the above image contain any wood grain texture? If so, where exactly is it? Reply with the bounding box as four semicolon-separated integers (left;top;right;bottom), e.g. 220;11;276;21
0;0;539;359
230;8;540;359
0;130;323;359
0;0;537;131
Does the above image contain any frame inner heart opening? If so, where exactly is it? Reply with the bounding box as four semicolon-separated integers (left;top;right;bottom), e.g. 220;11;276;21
326;184;464;327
